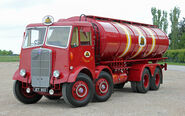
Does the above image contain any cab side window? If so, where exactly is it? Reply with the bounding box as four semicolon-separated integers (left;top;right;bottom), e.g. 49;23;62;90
71;27;79;48
80;27;91;46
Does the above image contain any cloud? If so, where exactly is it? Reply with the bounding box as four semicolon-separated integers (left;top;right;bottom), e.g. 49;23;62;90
0;0;53;10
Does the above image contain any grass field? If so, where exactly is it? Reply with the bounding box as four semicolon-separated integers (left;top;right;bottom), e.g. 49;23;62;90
165;62;185;66
0;56;19;62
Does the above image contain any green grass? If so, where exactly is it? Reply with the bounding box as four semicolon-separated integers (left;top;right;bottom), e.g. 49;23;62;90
165;62;185;66
158;61;185;66
0;56;19;62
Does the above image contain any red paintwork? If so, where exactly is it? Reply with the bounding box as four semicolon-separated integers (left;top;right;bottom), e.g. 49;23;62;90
72;80;89;101
127;63;161;82
68;66;90;82
95;66;112;79
113;73;128;84
143;74;149;88
63;16;169;60
155;73;160;86
13;15;169;96
95;78;109;96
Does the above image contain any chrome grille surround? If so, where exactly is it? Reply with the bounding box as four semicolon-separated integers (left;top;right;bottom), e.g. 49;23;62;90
31;48;52;88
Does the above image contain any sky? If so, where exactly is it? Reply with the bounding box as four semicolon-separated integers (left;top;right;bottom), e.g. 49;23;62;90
0;0;185;54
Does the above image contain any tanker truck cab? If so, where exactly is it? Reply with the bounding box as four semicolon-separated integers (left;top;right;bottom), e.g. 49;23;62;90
13;16;96;107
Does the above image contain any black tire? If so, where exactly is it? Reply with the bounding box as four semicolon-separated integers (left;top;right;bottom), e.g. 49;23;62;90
136;68;151;93
94;71;113;102
13;80;42;104
62;73;94;107
45;95;61;100
150;67;162;90
114;83;125;89
131;81;138;92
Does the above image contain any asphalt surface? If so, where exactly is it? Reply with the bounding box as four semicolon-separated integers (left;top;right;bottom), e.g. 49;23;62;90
0;62;185;116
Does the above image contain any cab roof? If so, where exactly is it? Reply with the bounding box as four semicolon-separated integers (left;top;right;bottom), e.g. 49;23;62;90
26;21;92;28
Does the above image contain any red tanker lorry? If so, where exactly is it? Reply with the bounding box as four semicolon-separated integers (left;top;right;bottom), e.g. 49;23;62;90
13;15;169;107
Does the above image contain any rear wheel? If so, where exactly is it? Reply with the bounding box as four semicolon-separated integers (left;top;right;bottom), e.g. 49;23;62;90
136;68;151;93
150;67;162;90
131;81;138;92
94;71;113;102
45;95;61;100
62;73;94;107
13;80;42;104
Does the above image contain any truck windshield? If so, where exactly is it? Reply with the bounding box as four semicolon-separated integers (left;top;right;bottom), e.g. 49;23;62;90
46;26;71;48
23;27;46;48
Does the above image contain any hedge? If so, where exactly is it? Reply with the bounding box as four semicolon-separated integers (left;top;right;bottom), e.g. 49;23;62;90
163;49;185;63
0;55;19;62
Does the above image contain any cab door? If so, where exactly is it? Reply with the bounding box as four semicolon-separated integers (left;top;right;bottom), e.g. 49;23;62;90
79;26;95;71
69;26;95;75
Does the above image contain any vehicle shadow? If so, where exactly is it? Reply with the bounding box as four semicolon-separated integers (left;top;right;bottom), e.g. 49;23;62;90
33;87;134;108
113;87;133;93
35;97;72;109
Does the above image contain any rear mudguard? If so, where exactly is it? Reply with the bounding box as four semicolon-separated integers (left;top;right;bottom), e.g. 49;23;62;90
128;63;162;82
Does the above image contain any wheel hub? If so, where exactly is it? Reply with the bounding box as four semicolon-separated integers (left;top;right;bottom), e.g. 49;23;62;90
78;87;84;94
72;81;89;100
143;74;149;88
99;81;108;93
101;84;106;90
96;78;109;96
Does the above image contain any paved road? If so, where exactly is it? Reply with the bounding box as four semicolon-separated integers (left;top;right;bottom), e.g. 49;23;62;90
0;62;185;116
167;65;185;72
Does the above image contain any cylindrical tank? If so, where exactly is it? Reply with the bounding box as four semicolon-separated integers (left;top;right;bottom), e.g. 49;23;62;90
64;16;169;61
94;20;169;61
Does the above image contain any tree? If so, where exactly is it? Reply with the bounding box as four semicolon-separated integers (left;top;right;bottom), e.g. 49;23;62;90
151;7;168;33
178;18;185;49
0;50;13;55
162;11;168;34
169;7;181;49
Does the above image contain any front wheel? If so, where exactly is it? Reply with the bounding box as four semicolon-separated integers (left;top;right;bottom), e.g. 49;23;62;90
62;73;94;107
94;71;113;102
13;80;43;104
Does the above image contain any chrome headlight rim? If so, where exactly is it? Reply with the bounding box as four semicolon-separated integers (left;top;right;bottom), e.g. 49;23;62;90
53;70;60;78
20;69;26;77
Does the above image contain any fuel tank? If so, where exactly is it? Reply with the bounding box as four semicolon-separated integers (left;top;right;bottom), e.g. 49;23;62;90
62;15;169;61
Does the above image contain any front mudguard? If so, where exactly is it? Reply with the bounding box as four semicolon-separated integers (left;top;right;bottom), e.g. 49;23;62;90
13;69;28;83
67;66;92;83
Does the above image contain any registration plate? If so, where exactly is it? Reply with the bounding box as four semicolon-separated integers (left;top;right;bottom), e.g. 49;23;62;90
33;88;48;92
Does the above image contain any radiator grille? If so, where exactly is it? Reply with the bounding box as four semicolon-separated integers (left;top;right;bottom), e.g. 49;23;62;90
31;48;52;87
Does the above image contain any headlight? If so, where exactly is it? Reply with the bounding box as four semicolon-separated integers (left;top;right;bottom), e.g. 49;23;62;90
20;69;26;77
53;70;60;78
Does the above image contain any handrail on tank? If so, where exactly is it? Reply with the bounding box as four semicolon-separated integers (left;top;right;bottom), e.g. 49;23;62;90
79;14;87;21
87;15;157;28
100;57;168;64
